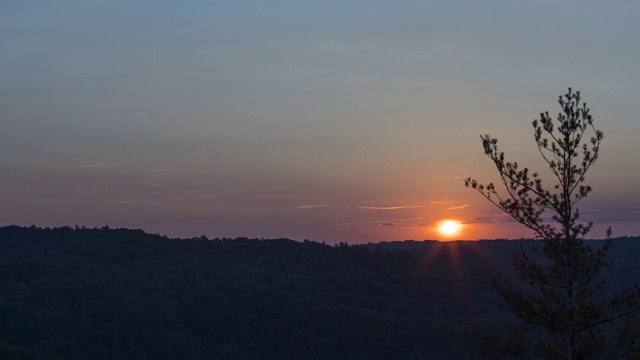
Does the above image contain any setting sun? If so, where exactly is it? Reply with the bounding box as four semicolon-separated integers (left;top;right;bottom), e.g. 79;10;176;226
439;220;461;237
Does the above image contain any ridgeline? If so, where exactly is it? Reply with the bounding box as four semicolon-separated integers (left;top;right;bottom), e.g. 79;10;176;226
1;226;639;359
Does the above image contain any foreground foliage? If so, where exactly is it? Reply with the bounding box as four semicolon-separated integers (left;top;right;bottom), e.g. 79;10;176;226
2;226;640;359
466;89;640;359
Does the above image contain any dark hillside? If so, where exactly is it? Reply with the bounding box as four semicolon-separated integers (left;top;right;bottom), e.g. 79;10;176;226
1;226;639;359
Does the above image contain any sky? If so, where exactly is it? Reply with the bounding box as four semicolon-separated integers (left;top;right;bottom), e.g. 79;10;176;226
1;0;639;244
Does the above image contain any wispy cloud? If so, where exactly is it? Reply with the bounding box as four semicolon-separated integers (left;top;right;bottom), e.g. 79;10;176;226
252;193;302;199
580;205;640;223
387;217;424;221
466;213;515;224
144;181;164;187
447;204;471;210
85;162;119;169
107;199;139;205
358;205;425;210
293;204;329;209
336;218;428;228
377;222;427;227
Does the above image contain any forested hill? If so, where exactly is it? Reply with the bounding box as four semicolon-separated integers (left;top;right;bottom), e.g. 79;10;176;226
2;226;640;360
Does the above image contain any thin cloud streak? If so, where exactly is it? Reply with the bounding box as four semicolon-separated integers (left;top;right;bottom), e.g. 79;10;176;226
378;222;427;227
447;204;471;210
293;204;329;209
252;194;303;199
358;205;425;210
107;199;139;205
466;213;516;225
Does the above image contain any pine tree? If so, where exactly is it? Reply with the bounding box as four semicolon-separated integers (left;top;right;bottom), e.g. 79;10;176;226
465;88;640;359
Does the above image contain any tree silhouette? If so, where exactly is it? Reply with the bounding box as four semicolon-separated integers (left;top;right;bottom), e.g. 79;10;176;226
466;88;640;359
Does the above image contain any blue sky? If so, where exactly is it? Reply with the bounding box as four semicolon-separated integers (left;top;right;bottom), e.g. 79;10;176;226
1;1;639;242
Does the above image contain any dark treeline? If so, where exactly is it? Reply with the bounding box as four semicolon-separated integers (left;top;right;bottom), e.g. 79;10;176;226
1;226;640;359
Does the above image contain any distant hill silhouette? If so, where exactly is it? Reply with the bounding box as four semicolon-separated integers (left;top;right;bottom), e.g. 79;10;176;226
1;225;639;359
